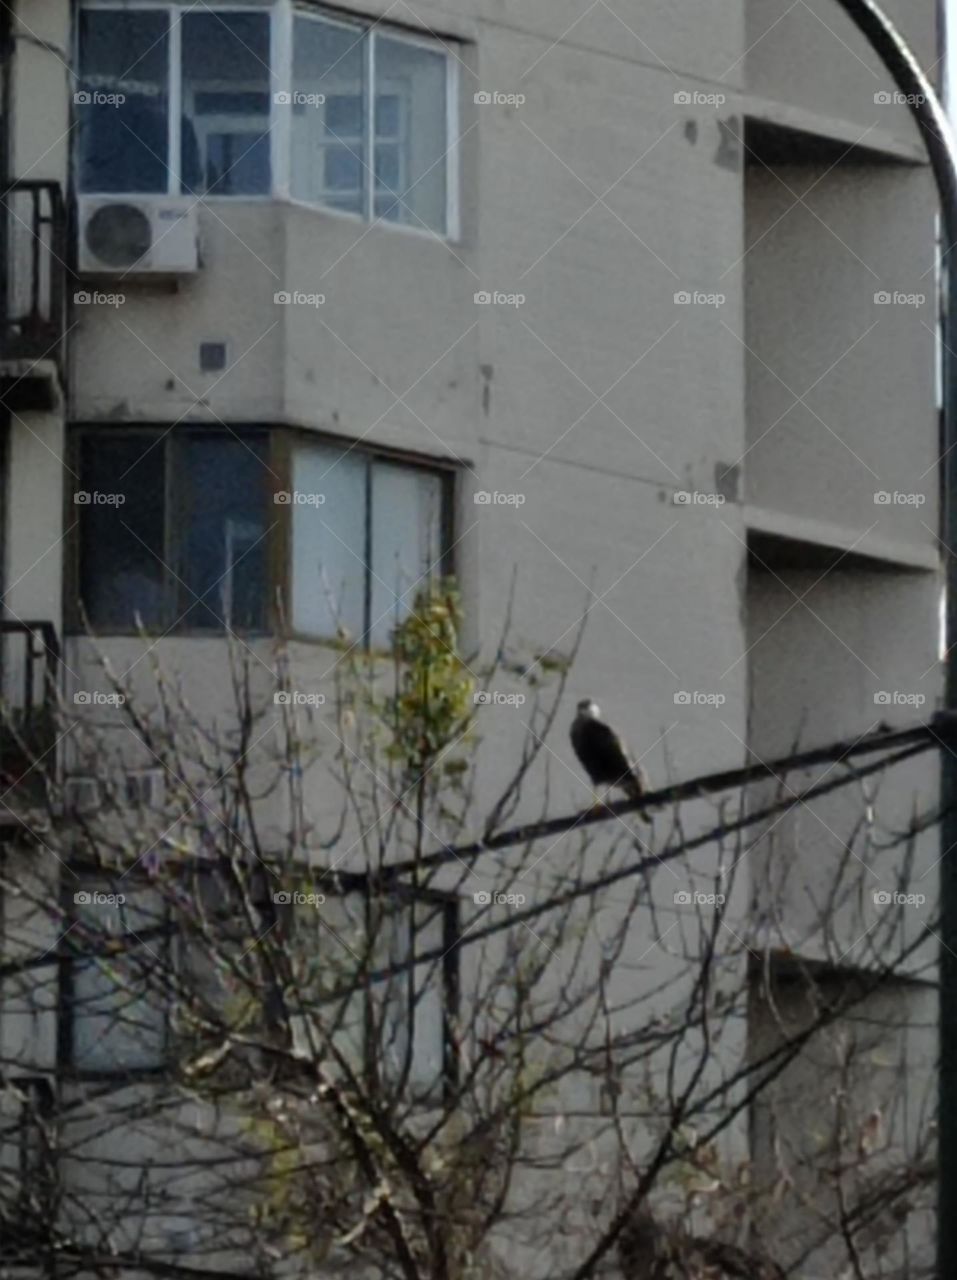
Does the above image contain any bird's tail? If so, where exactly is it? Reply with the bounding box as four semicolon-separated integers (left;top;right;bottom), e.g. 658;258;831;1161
624;772;652;824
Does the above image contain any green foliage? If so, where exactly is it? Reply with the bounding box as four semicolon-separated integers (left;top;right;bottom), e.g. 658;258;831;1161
385;578;475;785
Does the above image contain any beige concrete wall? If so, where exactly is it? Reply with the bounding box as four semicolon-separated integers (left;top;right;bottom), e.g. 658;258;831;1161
0;0;944;1268
746;0;939;140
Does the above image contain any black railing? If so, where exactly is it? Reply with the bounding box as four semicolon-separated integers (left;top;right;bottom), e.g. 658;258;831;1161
0;180;66;368
0;620;60;812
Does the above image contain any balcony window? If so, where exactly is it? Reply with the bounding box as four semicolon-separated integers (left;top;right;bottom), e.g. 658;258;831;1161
64;883;170;1073
75;428;271;632
286;882;457;1097
290;439;448;647
71;428;454;642
76;3;457;236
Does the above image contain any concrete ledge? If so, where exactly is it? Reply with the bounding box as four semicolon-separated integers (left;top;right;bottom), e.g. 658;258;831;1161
740;94;928;165
0;358;63;414
744;503;940;571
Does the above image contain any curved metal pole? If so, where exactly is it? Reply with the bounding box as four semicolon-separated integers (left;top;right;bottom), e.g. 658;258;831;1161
827;4;957;1275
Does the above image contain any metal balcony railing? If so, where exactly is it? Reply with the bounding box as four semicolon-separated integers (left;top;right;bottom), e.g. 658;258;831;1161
0;620;60;815
0;180;66;369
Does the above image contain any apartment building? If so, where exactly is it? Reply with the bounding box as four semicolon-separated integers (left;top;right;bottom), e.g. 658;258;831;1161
0;1;946;1276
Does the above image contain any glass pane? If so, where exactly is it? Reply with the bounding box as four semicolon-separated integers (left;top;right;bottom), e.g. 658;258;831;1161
78;433;167;630
378;899;446;1093
176;433;270;631
70;888;167;1071
291;16;366;213
373;34;448;232
181;11;271;195
77;10;170;193
369;463;443;648
326;147;361;191
375;95;400;138
291;443;367;641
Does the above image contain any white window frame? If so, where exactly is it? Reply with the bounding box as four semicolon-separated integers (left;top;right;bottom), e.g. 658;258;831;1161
76;0;460;240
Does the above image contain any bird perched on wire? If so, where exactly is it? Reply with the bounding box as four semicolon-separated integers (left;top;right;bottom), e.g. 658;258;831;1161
570;698;651;822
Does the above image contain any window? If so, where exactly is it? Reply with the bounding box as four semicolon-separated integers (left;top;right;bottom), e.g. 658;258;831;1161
62;883;170;1072
75;428;271;632
76;3;457;236
290;439;448;647
285;882;458;1097
77;7;272;197
290;10;451;231
71;427;454;642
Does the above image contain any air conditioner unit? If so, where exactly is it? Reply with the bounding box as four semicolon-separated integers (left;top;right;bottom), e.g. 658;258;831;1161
77;194;199;275
63;775;100;814
124;768;165;809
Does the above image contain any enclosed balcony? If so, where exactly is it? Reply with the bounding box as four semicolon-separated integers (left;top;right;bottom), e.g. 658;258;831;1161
0;181;66;413
0;620;60;828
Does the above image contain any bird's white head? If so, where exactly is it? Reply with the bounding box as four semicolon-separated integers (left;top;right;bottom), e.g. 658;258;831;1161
576;698;601;719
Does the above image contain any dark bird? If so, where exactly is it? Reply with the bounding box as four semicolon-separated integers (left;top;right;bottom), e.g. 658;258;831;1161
570;698;651;820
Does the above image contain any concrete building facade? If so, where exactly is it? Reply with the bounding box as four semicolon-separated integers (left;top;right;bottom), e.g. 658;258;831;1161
0;0;946;1275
